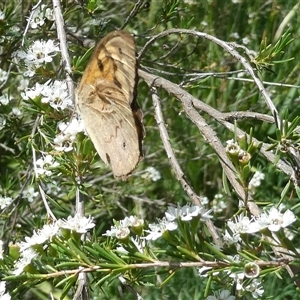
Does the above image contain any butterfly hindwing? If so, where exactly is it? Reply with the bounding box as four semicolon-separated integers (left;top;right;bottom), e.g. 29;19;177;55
76;30;144;178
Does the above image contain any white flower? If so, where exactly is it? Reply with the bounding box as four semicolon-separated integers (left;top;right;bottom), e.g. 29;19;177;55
45;8;54;20
22;80;72;110
223;213;260;245
22;187;38;203
242;37;251;45
257;207;296;232
10;107;22;117
0;196;13;209
165;204;212;222
22;82;44;100
229;32;240;39
199;196;209;205
16;40;59;76
212;193;227;213
249;171;265;193
143;217;177;241
0;281;11;300
29;5;46;29
244;279;264;299
128;215;144;228
115;227;130;240
206;289;235;300
0;68;8;82
0;10;5;20
35;154;59;177
229;272;245;291
141;166;161;181
103;216;144;238
13;248;38;275
45;181;61;196
40;80;72;110
0;94;11;105
19;223;60;252
54;118;84;152
58;214;95;234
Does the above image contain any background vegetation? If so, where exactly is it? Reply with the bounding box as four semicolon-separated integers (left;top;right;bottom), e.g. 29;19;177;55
1;0;300;299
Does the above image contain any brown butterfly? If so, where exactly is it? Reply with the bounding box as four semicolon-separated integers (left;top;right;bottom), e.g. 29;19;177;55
76;30;144;178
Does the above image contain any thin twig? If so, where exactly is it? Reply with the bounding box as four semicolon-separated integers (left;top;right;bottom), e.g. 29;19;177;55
149;86;221;246
52;0;88;296
52;0;75;104
21;0;43;46
138;29;281;128
119;276;144;300
121;0;146;30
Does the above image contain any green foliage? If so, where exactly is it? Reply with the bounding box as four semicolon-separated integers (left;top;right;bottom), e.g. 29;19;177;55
1;0;300;299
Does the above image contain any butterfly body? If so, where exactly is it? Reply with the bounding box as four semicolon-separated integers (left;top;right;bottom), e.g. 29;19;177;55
76;30;144;178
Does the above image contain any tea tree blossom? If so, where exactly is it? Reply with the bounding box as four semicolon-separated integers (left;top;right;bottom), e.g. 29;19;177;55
103;216;144;238
142;166;161;181
39;80;72;110
19;223;60;252
57;214;95;234
10;107;22;117
0;281;11;300
206;289;235;300
244;279;264;299
244;262;260;278
144;218;178;241
22;186;38;203
35;154;59;177
212;193;227;213
16;40;59;77
257;207;296;232
54;118;85;152
165;204;212;222
17;40;59;65
223;213;260;245
0;94;11;105
249;171;265;193
13;248;38;275
0;68;8;82
0;196;13;209
22;80;72;110
28;4;54;29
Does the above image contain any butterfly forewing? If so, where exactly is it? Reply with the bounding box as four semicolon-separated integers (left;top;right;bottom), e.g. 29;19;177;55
76;30;144;178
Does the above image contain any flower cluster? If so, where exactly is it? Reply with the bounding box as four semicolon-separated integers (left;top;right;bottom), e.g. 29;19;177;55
0;196;13;209
103;216;144;239
141;166;161;181
248;170;265;193
223;207;296;246
0;281;11;300
16;40;59;77
35;154;59;177
104;204;212;243
28;4;54;29
12;214;95;276
22;80;72;110
54;118;85;152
